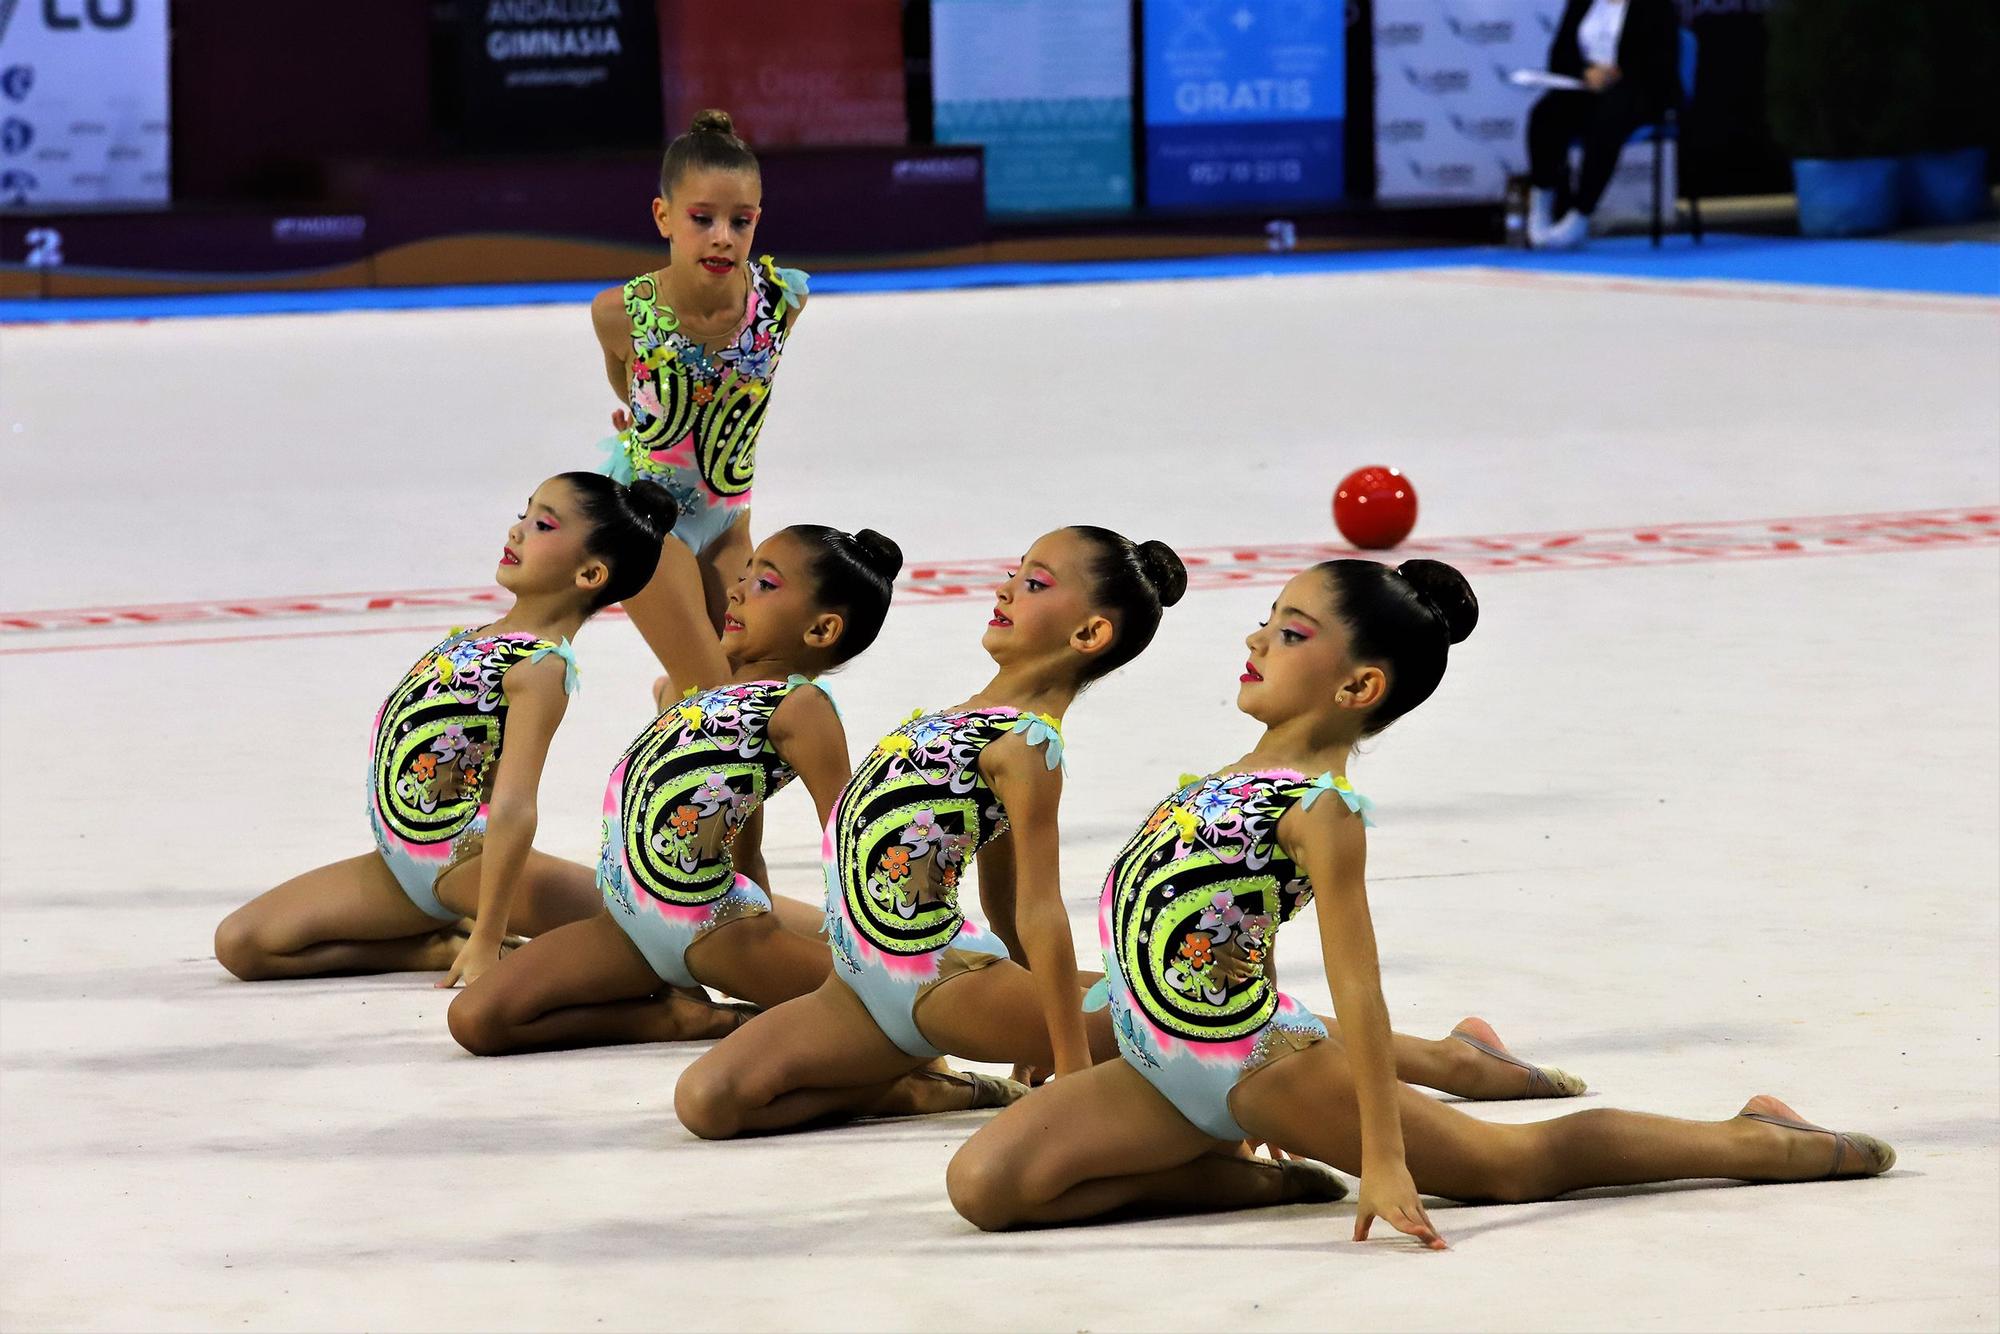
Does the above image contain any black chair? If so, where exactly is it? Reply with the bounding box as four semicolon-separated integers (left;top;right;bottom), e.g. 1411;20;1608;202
1632;27;1705;246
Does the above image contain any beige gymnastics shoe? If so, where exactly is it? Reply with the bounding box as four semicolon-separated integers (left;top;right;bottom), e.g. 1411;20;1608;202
1449;1017;1588;1099
1738;1094;1896;1179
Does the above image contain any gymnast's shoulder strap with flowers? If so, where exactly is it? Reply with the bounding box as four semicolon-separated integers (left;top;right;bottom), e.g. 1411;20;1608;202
1296;771;1375;827
784;673;840;719
1006;711;1066;771
759;255;809;313
524;638;582;696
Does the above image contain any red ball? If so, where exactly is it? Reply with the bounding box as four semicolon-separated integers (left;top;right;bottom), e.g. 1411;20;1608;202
1333;467;1418;550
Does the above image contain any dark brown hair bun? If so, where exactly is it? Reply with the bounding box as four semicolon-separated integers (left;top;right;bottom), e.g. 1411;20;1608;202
1136;540;1188;609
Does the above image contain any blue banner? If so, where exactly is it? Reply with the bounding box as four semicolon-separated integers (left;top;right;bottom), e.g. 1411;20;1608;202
1143;0;1345;208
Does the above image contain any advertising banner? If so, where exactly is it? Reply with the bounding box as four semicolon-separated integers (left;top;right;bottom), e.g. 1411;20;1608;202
933;0;1133;216
1374;0;1674;216
0;0;169;210
658;0;905;149
1373;0;1552;203
432;0;662;152
1142;0;1345;209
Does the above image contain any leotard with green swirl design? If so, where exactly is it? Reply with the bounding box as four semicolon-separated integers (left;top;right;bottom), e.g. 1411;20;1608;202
598;257;808;555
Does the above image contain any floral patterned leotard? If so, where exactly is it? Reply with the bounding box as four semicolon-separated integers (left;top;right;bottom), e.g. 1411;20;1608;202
823;706;1065;1058
368;627;579;920
597;256;809;555
1087;769;1374;1139
598;675;830;987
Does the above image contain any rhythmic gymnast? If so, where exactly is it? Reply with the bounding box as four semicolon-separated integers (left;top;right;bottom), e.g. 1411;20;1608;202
214;476;678;988
946;559;1895;1245
447;527;902;1054
591;107;811;673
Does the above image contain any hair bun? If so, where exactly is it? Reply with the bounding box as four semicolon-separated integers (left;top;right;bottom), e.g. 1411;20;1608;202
623;478;681;539
1135;540;1188;608
690;108;737;137
1396;559;1477;644
849;528;903;582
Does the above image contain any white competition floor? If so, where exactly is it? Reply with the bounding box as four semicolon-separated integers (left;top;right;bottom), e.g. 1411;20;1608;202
3;257;1998;1331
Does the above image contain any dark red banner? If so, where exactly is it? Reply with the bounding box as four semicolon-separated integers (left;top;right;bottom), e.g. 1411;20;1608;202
655;0;907;147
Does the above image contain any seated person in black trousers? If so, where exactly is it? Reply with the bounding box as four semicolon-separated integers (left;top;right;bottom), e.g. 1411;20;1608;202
1526;0;1681;248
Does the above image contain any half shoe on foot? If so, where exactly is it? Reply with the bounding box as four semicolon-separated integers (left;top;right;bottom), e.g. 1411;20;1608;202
1738;1094;1896;1178
1450;1019;1587;1099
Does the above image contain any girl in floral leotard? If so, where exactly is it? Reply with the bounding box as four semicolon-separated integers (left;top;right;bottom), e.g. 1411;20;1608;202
215;475;679;989
950;560;1896;1246
588;108;811;688
447;526;903;1055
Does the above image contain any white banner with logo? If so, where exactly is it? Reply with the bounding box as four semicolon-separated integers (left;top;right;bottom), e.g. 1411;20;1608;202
1374;0;1669;220
0;0;169;209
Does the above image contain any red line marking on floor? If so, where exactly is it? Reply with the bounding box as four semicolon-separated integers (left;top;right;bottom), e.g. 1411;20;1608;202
3;507;1994;657
0;622;434;657
0;583;522;623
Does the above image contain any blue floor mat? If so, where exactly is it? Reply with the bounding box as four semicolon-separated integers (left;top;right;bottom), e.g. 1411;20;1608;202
4;231;1994;324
